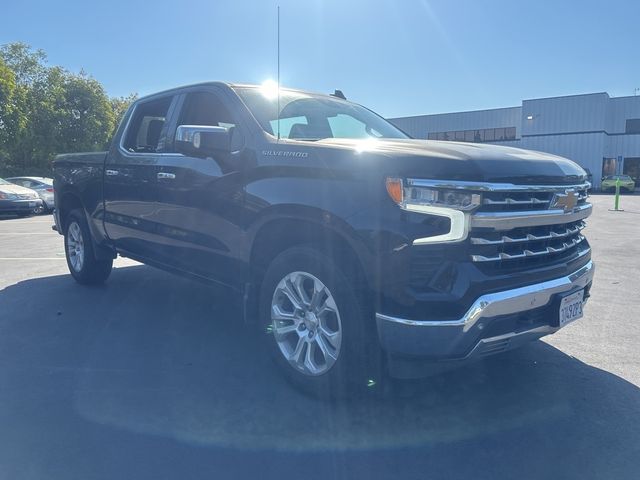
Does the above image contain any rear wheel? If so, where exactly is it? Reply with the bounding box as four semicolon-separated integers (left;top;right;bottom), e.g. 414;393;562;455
64;209;113;285
259;246;382;397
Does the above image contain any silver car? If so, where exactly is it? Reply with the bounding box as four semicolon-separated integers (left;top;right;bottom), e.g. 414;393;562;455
6;176;55;214
0;178;43;217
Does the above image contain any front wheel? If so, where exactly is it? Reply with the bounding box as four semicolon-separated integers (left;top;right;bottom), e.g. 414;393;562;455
64;209;113;285
259;246;382;397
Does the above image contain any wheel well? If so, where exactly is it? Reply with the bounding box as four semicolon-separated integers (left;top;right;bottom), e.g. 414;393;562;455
58;191;83;232
250;218;369;289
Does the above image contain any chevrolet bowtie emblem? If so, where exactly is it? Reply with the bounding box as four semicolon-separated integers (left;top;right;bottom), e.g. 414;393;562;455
550;190;578;212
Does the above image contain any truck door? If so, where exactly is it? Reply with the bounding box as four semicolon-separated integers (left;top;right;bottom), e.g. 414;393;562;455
103;94;177;258
153;87;247;287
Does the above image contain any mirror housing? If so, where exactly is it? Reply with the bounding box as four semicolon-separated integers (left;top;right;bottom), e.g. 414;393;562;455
175;125;231;157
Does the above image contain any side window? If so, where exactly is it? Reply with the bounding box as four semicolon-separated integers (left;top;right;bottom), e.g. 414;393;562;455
178;91;236;129
122;96;173;153
269;116;308;139
14;179;38;188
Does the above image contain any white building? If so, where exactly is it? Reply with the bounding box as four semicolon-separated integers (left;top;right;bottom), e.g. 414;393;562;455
388;92;640;190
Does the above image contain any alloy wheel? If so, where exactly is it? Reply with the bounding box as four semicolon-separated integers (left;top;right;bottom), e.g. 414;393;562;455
271;271;342;376
67;222;85;272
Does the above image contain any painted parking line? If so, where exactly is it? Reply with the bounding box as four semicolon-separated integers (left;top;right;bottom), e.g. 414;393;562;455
0;257;66;260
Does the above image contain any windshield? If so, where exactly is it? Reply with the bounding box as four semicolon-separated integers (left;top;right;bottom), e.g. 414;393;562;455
234;87;409;140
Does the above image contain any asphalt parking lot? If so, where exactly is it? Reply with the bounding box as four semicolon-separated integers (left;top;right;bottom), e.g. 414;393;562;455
0;194;639;480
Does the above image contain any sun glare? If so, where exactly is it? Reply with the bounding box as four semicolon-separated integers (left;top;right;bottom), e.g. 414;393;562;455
260;79;279;100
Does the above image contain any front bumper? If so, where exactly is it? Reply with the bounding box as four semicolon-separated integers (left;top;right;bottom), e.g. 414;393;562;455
377;260;594;373
0;199;43;213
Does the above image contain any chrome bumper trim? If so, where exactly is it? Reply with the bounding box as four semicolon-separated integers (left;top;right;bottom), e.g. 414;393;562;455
376;260;594;333
462;325;556;360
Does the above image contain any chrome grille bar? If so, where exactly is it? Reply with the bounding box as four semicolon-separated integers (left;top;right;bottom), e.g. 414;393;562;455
471;203;592;231
407;179;591;192
471;235;587;262
471;221;585;245
483;197;550;206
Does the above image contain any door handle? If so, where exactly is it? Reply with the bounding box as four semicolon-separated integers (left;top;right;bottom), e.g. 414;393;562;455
157;172;176;180
105;169;119;176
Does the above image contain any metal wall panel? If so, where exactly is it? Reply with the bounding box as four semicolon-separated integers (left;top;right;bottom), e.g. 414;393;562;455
389;107;522;139
388;92;640;190
521;93;608;136
606;96;640;133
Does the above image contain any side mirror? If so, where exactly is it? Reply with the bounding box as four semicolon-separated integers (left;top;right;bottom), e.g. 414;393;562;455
175;125;231;157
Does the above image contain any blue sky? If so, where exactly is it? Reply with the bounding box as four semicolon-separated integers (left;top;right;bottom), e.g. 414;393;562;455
2;0;639;117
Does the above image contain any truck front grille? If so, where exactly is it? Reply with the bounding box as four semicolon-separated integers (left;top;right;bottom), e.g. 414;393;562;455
468;183;592;269
470;220;587;262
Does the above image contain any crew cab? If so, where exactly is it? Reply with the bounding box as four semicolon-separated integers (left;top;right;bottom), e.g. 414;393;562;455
53;82;595;392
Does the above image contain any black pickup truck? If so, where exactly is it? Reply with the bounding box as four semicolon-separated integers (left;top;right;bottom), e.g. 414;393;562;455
53;82;595;391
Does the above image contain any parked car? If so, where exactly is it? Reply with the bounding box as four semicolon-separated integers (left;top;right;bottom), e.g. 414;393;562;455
6;176;55;214
52;82;594;393
0;177;43;217
601;174;635;193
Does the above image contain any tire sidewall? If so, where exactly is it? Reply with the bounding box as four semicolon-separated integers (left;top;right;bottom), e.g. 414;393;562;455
64;212;89;282
259;246;380;397
63;209;112;285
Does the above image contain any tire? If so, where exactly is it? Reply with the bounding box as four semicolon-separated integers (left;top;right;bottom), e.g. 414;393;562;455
33;204;45;215
64;209;113;285
259;246;382;397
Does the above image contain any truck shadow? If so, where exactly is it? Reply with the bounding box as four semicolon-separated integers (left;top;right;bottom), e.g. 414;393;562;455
0;264;639;479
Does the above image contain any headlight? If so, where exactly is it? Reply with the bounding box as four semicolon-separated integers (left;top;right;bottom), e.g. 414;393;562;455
386;178;481;244
0;192;18;200
385;178;481;211
405;186;481;211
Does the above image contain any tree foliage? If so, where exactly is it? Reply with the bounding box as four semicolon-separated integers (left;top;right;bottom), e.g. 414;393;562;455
0;43;137;177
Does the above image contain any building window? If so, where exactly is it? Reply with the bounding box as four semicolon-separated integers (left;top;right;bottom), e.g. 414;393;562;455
426;126;516;143
483;128;495;141
626;119;640;134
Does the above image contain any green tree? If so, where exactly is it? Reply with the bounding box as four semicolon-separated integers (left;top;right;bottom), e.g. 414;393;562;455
0;58;18;148
110;93;138;134
0;42;136;177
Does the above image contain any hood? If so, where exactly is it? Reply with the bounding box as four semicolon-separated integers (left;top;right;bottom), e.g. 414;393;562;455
314;138;587;185
0;182;39;196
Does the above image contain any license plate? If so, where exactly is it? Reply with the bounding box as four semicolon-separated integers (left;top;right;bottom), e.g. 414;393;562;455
559;290;584;328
